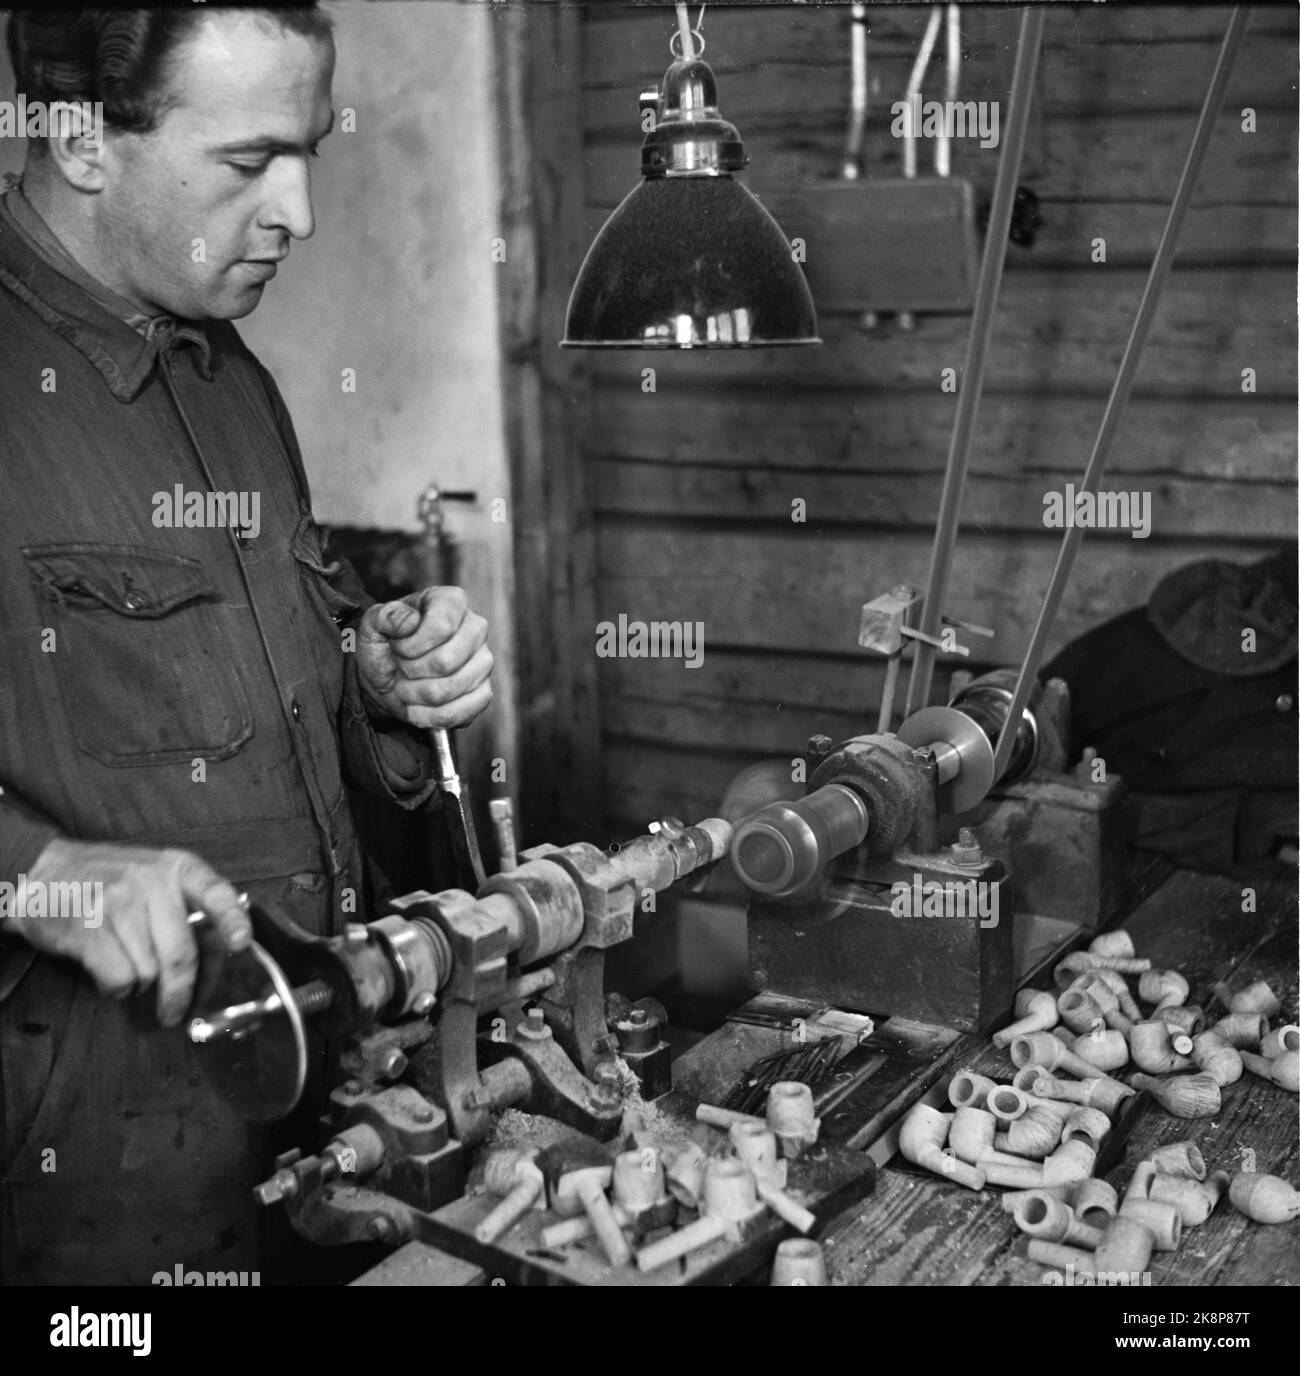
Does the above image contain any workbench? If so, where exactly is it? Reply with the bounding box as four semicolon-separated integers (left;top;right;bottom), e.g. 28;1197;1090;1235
353;860;1299;1287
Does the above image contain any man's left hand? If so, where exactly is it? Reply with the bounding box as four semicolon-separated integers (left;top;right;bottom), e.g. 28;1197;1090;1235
356;586;493;729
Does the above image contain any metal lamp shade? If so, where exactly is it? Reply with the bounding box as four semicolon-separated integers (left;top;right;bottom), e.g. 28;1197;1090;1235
562;177;820;349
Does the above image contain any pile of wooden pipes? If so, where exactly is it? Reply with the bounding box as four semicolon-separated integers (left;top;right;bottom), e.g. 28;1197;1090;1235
896;929;1299;1278
476;1081;830;1280
1032;933;1299;1113
1011;1140;1299;1280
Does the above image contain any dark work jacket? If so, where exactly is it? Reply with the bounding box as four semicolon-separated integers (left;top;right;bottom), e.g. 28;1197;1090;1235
0;198;438;1283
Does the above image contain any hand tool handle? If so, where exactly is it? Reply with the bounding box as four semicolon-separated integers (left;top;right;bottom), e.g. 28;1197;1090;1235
475;1171;543;1244
635;1214;728;1273
577;1175;632;1268
754;1180;817;1235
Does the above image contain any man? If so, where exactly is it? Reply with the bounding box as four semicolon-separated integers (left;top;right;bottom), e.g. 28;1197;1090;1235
0;7;493;1283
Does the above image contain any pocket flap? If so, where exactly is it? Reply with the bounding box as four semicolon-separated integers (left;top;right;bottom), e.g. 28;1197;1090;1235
21;544;216;618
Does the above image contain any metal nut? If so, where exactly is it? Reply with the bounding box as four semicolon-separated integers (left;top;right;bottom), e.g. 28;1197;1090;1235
379;1048;409;1080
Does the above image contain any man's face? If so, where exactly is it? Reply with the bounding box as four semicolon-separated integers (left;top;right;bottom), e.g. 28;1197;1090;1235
93;12;334;320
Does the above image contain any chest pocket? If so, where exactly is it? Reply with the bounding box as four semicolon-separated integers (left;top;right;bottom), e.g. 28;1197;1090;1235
21;543;254;766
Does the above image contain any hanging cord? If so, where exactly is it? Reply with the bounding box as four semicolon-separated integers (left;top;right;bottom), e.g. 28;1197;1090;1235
935;3;961;177
673;3;706;61
991;6;1250;780
904;5;1046;715
902;6;942;180
843;4;869;179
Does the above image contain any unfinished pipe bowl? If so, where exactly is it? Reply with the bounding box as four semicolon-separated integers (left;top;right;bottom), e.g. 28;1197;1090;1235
703;1156;760;1220
1216;979;1281;1018
729;1121;784;1185
995;1105;1062;1160
987;1086;1030;1123
1131;1020;1195;1074
993;990;1059;1048
1130;1072;1221;1118
1041;1140;1097;1186
1061;1106;1110;1153
767;1081;820;1156
1120;1196;1182;1250
614;1148;667;1213
770;1238;828;1286
1160;1004;1205;1036
1139;968;1189;1011
1058;988;1107;1036
1260;1025;1300;1059
1033;1073;1133;1116
1089;930;1138;961
1093;1216;1155;1274
1072;1177;1119;1228
950;1106;998;1165
1012;1032;1097;1080
1069;1027;1129;1072
1268;1049;1300;1092
1148;1173;1219;1227
665;1140;708;1209
1190;1031;1242;1086
1144;1140;1205;1181
898;1103;985;1190
948;1071;999;1111
1228;1172;1300;1224
1013;1191;1102;1248
1211;1013;1265;1049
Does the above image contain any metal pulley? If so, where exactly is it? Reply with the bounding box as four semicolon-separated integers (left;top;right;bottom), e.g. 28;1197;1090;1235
896;704;996;816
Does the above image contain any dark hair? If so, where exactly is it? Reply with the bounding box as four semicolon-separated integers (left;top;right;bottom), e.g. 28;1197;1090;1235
7;6;332;144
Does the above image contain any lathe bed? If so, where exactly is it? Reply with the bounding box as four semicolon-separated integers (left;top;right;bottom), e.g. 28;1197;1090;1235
349;861;1298;1287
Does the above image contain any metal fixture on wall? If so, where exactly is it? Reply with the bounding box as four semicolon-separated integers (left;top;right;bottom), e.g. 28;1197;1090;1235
562;3;818;349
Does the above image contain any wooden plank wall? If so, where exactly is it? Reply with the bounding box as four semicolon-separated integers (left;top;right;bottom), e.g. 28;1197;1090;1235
571;2;1298;837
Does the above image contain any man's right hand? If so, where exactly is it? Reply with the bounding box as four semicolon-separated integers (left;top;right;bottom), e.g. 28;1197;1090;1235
0;839;252;1027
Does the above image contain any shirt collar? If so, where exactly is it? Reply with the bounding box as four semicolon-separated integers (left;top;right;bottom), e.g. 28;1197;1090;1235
0;175;214;399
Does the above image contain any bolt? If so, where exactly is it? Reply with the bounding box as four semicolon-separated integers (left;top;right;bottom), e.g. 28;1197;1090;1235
344;923;369;947
516;1007;552;1042
589;1062;624;1109
951;827;983;865
343;1079;364;1097
253;1169;299;1207
293;980;333;1017
629;1008;648;1026
806;735;834;757
412;991;436;1016
365;1216;395;1242
462;1086;493;1111
379;1048;409;1080
412;1104;435;1125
